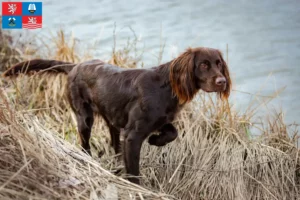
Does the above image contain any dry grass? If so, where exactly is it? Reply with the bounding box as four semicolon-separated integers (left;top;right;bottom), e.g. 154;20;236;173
0;28;299;200
0;26;22;72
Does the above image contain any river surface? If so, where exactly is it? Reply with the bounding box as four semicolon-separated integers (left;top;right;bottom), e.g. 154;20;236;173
2;0;300;129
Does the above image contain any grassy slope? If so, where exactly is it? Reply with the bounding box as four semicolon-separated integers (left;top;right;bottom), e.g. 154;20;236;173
0;28;299;199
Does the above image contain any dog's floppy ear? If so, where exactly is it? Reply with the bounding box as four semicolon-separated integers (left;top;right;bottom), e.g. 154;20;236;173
217;50;231;99
170;48;198;104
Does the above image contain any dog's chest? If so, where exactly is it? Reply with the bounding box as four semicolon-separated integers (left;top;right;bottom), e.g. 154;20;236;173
164;99;182;122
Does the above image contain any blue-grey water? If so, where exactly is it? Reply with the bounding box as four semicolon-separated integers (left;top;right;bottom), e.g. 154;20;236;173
2;0;300;129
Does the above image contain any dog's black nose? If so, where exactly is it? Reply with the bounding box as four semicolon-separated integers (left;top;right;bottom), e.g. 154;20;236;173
215;77;226;86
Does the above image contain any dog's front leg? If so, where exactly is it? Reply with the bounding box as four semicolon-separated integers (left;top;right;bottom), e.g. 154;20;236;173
122;129;145;184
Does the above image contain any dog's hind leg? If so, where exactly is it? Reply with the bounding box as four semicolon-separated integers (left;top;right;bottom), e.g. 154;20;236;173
75;102;94;155
101;117;121;155
68;81;94;156
108;126;121;154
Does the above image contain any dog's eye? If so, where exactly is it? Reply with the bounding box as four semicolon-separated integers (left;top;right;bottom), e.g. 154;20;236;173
200;60;210;69
217;62;222;69
204;60;210;65
200;63;208;69
216;60;223;69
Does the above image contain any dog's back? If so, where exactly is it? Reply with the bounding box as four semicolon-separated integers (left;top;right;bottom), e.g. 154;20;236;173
66;59;148;128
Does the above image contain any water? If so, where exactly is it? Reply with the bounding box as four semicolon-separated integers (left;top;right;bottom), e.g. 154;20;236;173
2;0;300;126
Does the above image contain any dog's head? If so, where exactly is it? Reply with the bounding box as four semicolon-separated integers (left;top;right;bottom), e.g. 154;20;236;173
170;47;231;104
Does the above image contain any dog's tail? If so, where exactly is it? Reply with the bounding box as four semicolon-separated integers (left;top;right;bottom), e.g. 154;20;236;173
3;59;77;77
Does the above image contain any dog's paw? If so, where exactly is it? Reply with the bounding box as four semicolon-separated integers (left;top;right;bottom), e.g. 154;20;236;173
82;148;92;156
148;135;159;146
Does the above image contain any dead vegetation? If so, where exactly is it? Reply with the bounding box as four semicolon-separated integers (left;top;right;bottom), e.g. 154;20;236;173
0;27;299;200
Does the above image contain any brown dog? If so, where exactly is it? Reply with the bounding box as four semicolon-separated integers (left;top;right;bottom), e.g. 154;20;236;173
3;47;231;184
